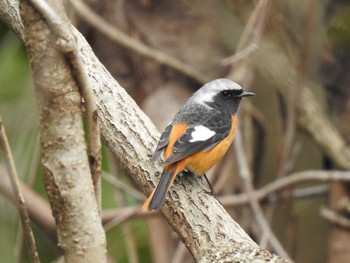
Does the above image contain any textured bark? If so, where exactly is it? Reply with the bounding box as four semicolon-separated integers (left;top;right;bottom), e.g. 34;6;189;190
75;24;285;263
0;1;286;262
18;1;106;262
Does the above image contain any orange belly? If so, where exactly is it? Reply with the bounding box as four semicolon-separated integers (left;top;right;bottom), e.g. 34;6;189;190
185;116;236;175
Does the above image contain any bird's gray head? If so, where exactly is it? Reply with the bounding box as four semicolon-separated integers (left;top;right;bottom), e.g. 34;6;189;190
189;78;255;114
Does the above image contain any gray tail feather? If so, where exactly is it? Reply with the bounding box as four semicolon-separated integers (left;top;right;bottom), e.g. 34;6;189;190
149;169;175;210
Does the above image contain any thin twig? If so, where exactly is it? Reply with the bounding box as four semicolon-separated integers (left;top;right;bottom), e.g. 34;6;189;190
0;168;57;240
102;172;145;201
0;117;40;263
107;153;139;263
283;0;313;255
15;224;25;263
221;171;350;207
225;0;290;258
103;207;156;230
293;184;328;199
222;43;258;66
68;0;209;84
100;183;330;229
15;135;41;262
234;129;292;261
70;48;102;213
266;1;315;252
0;167;338;239
320;206;350;228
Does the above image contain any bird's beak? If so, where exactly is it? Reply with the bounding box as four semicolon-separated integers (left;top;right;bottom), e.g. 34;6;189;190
237;91;255;98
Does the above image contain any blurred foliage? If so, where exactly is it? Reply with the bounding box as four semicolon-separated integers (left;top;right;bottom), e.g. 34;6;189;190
328;6;350;49
0;24;35;263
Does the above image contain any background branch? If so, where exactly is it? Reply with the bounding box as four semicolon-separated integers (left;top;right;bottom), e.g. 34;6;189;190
68;0;208;84
235;129;291;261
0;118;40;263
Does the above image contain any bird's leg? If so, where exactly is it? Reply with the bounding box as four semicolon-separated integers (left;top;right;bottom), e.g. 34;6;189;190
182;170;216;196
203;173;216;196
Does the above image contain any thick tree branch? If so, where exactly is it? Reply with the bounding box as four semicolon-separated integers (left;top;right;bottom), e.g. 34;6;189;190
18;0;106;262
87;40;274;260
27;0;103;212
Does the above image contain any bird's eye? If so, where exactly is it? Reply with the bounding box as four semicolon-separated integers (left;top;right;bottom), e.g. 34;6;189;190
220;90;232;98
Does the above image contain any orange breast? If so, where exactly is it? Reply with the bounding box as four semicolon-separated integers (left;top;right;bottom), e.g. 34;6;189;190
185;115;236;175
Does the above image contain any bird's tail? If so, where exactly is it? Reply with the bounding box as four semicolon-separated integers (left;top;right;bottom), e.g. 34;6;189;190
141;162;185;211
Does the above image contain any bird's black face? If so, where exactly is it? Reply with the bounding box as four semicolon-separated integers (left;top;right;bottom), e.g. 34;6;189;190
220;89;243;99
208;89;255;114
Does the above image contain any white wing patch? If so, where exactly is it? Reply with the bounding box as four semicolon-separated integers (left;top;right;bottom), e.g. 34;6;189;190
189;126;215;142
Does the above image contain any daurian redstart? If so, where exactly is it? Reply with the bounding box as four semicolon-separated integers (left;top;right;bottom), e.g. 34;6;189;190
142;78;255;211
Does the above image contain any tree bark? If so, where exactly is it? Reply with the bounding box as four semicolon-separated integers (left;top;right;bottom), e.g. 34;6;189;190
0;0;286;262
16;0;107;262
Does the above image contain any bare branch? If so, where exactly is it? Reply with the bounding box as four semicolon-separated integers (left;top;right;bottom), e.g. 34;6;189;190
102;172;145;201
221;171;350;207
234;129;292;261
0;168;57;239
0;117;40;263
256;41;350;169
103;207;156;229
320;206;350;228
224;0;290;259
68;0;209;84
70;50;102;212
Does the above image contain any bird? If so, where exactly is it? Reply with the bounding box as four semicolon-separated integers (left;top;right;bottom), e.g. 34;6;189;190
141;78;255;211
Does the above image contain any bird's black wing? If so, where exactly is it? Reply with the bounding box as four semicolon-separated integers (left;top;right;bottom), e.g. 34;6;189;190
152;123;173;163
164;113;232;165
